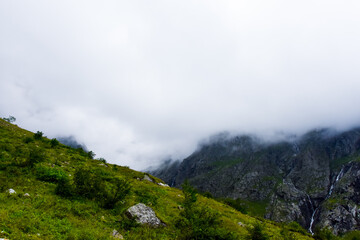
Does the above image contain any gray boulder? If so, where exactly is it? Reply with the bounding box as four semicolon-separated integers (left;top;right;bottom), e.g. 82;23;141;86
143;175;154;182
126;203;164;227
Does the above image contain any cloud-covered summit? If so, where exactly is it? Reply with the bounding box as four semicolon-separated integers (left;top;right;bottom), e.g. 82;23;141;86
1;1;360;170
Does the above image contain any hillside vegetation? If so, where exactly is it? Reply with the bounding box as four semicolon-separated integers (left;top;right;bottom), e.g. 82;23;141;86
0;118;331;239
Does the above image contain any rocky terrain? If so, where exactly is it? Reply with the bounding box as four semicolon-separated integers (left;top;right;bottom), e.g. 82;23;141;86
152;128;360;234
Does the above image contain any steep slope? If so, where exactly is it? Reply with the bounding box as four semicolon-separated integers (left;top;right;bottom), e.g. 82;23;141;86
152;128;360;235
0;118;315;239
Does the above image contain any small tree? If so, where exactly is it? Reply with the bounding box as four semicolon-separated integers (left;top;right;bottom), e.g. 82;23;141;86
3;116;16;123
177;180;236;240
246;222;269;240
34;131;44;140
101;177;131;209
87;151;96;159
50;138;59;147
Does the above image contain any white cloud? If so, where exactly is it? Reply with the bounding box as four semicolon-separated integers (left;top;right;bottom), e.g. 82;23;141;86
1;0;360;170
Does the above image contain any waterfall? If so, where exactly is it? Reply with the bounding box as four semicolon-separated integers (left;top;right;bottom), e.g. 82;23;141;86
306;193;317;235
308;165;346;235
326;167;345;199
309;208;318;235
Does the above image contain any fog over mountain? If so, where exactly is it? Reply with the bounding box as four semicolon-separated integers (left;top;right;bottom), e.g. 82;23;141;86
1;1;360;170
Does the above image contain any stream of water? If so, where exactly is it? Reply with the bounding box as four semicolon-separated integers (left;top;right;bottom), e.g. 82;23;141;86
308;166;346;235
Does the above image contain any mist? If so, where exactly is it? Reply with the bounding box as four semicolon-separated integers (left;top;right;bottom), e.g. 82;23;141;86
1;1;360;170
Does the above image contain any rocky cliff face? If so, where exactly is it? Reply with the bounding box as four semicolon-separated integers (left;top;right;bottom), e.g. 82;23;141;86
151;128;360;234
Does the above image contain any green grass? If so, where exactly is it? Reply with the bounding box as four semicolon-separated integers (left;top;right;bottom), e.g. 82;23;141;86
0;118;316;239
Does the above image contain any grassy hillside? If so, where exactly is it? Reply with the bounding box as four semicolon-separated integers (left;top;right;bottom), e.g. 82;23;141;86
0;118;316;239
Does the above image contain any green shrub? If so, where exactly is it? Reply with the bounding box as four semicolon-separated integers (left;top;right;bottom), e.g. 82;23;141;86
50;138;59;147
55;177;74;197
27;148;45;166
177;180;236;240
87;151;95;159
287;221;308;235
36;165;68;183
313;227;338;240
246;222;269;240
3;116;16;123
72;167;131;208
222;198;248;214
342;230;360;240
73;167;102;199
33;131;43;140
23;137;34;143
100;177;131;209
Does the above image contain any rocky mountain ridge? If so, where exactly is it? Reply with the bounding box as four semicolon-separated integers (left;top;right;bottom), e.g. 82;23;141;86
152;128;360;234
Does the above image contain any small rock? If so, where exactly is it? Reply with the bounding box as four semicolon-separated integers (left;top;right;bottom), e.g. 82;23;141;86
143;175;154;182
238;222;246;227
8;189;16;194
126;203;165;227
158;182;169;187
111;229;124;239
24;193;30;197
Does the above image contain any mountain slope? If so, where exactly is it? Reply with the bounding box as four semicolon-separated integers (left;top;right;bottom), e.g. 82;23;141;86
152;128;360;235
0;118;316;239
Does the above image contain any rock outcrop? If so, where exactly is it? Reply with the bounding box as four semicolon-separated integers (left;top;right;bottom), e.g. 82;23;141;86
152;127;360;234
126;203;165;227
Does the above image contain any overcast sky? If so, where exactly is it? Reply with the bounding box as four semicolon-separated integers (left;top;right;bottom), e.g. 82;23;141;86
1;1;360;170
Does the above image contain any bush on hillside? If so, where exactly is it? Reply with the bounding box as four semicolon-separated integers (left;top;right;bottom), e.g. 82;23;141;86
26;148;45;167
3;116;16;123
50;138;59;147
176;180;236;240
36;165;68;183
33;131;43;140
221;198;248;214
100;177;131;209
246;222;269;240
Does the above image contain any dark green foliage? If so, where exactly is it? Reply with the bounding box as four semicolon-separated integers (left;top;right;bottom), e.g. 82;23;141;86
314;227;338;240
55;177;74;197
200;191;213;198
246;222;269;240
50;138;59;147
87;151;96;159
182;180;197;211
27;148;45;166
177;180;236;240
342;230;360;240
97;157;107;163
119;216;140;230
33;131;44;140
67;167;131;208
36;165;68;183
73;167;102;199
221;198;248;214
3;116;16;123
23;137;34;143
100;177;131;209
280;227;296;240
287;221;308;235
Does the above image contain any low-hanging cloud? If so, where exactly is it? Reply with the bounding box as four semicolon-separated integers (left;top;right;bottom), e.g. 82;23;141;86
1;0;360;170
